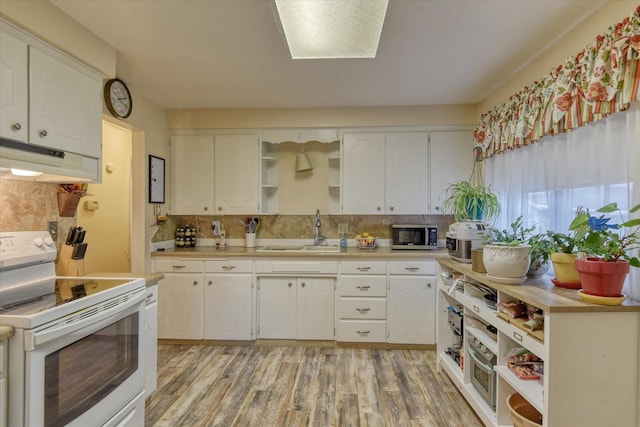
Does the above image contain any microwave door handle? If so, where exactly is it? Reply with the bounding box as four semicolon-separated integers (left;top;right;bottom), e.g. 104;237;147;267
24;289;145;351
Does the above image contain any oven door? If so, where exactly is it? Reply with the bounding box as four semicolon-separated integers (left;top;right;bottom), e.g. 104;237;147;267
23;289;145;427
468;347;496;408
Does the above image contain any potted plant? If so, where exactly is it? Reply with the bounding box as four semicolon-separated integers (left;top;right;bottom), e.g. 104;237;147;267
527;233;552;276
546;231;582;289
481;216;532;284
442;148;501;223
569;202;640;297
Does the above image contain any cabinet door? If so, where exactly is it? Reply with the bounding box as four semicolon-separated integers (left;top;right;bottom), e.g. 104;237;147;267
0;29;28;142
204;274;253;340
214;134;259;214
297;277;335;340
171;135;215;214
385;132;429;214
429;131;473;214
258;277;296;339
342;133;386;213
157;273;204;339
387;276;436;344
29;47;102;158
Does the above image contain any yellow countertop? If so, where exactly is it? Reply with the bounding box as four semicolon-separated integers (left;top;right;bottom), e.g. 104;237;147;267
152;246;450;259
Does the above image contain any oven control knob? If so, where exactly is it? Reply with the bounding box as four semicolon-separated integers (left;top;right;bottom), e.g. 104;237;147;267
44;236;54;246
34;237;44;247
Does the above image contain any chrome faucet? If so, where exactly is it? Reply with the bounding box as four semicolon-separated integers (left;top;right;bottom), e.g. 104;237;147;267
314;209;327;245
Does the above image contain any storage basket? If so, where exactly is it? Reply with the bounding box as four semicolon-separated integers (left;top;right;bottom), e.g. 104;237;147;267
356;237;377;250
507;393;542;427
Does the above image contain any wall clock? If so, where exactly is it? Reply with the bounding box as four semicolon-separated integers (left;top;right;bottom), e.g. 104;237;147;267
104;78;133;118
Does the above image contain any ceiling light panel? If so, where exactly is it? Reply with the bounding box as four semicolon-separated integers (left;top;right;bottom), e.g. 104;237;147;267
275;0;388;59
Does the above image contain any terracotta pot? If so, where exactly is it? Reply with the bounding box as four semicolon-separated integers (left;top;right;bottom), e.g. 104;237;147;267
575;258;629;297
550;252;581;285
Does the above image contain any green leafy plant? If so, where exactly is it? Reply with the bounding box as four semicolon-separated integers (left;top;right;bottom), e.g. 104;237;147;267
528;233;553;265
569;202;640;266
442;181;501;223
481;216;535;246
546;231;581;254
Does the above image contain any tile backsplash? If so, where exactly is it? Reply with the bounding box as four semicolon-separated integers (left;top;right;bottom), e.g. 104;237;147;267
160;213;455;242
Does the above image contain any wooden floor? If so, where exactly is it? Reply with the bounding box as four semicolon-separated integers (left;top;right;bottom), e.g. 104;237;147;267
145;344;482;427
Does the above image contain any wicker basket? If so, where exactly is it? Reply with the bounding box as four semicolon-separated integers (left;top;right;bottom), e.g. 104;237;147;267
356;237;377;250
507;393;542;427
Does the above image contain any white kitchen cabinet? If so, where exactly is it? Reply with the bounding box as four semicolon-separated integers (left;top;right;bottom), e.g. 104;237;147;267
0;338;6;427
342;133;386;213
144;284;158;399
387;260;436;344
337;261;387;342
204;268;254;340
214;134;259;214
170;135;215;214
385;132;430;214
258;277;335;340
157;272;204;340
0;23;102;159
260;142;279;214
429;131;473;214
342;132;429;214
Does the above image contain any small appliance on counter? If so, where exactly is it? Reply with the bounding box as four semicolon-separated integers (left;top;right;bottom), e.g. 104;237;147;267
446;221;486;263
391;224;438;250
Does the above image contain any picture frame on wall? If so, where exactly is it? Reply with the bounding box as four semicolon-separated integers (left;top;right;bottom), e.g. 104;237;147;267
149;155;165;203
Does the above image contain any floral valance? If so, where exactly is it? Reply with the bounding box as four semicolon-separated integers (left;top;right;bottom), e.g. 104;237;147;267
474;5;640;159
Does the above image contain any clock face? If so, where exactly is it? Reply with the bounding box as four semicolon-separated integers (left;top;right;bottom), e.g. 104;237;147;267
106;79;132;118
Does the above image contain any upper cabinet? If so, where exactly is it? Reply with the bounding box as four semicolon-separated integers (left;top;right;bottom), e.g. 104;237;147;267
0;24;102;158
429;131;473;214
170;133;259;215
342;132;429;214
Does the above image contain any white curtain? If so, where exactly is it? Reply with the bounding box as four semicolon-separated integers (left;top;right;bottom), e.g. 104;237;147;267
484;102;640;299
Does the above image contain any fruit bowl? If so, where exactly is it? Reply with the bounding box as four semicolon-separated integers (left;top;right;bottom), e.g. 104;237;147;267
356;237;377;250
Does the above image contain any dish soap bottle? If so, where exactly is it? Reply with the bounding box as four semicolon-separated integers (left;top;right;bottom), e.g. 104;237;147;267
340;233;347;252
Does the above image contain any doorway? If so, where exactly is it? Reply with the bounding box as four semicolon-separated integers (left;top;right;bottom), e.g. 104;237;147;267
77;121;132;273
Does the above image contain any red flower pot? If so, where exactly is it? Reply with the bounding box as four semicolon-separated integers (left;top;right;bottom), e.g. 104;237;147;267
574;258;630;297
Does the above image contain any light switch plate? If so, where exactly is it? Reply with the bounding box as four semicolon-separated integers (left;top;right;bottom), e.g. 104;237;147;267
211;220;221;236
338;223;348;234
48;221;58;241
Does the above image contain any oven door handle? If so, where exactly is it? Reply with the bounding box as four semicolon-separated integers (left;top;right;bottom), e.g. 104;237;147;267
468;347;494;372
24;288;145;351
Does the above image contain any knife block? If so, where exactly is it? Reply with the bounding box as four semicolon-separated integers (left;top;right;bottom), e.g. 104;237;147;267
56;245;86;276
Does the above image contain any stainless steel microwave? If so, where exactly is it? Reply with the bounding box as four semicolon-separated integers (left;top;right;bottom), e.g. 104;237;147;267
391;224;438;250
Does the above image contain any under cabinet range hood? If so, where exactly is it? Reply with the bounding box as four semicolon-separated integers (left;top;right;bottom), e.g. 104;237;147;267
0;138;100;182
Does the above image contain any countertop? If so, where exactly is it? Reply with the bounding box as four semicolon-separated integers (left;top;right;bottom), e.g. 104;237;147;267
439;258;640;313
152;245;450;259
84;272;164;287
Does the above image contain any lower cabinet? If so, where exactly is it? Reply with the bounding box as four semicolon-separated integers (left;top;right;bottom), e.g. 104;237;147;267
204;274;254;340
258;277;335;340
158;272;204;340
387;275;435;344
144;284;158;399
0;338;6;427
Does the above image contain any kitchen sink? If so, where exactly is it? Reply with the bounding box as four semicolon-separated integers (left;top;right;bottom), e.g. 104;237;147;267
256;245;340;253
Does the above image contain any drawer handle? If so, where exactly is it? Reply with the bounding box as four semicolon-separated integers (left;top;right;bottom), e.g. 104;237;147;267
356;308;370;313
356;285;371;291
473;305;480;313
357;267;371;272
513;331;523;342
39;129;48;137
356;330;370;335
405;267;420;272
222;265;236;270
172;265;186;270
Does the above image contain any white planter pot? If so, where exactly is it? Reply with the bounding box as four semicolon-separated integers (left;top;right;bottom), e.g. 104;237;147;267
482;244;531;284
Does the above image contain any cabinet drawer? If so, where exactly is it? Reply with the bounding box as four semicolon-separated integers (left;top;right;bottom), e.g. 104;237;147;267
339;276;387;297
337;320;386;342
339;298;386;319
255;260;338;274
155;259;203;273
388;260;435;275
205;259;253;273
341;261;387;275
